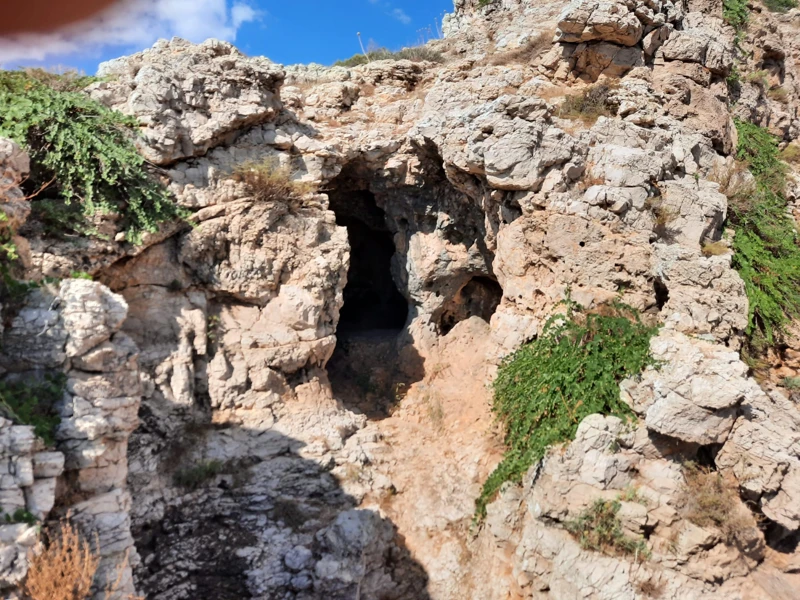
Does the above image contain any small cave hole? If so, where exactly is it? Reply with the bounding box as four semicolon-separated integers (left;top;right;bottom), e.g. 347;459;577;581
438;276;503;335
654;278;670;311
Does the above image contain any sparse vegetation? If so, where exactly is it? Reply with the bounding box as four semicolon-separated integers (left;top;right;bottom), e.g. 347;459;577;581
768;87;790;104
618;486;648;506
476;299;657;518
334;46;444;67
723;0;749;33
565;499;651;561
0;373;66;446
701;240;730;257
0;70;183;244
556;84;617;125
231;158;317;210
272;498;307;531
780;143;800;164
782;376;800;390
763;0;798;12
2;508;38;525
745;70;769;88
679;463;758;547
728;119;800;346
23;520;98;600
173;459;225;490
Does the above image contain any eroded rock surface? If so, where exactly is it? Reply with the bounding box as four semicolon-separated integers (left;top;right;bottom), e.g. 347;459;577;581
3;0;800;597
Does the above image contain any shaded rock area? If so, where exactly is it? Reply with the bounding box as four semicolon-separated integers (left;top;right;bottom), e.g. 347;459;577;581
1;0;800;598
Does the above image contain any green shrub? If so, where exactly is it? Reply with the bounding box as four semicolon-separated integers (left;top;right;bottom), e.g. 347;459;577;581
2;508;38;525
566;499;650;561
475;300;657;518
723;0;749;32
173;460;225;490
729;119;800;345
0;70;182;244
0;373;66;446
763;0;798;12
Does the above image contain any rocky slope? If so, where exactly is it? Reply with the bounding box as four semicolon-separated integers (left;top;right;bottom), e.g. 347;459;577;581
1;0;800;598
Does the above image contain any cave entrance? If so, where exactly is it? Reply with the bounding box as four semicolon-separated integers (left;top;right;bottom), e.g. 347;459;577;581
335;191;408;333
327;188;417;418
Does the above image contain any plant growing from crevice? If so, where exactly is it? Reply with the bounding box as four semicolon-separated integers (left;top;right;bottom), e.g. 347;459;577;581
333;45;445;67
763;0;798;12
678;463;759;547
0;70;183;244
0;373;66;446
231;158;317;211
723;0;749;34
556;83;617;125
565;499;651;561
475;299;657;519
728;119;800;347
173;459;226;490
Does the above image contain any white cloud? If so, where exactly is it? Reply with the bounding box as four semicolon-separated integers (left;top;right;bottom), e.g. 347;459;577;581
0;0;261;67
390;8;411;24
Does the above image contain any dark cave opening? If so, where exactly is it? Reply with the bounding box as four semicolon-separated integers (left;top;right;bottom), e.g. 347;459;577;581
437;276;503;335
332;190;408;333
327;187;420;418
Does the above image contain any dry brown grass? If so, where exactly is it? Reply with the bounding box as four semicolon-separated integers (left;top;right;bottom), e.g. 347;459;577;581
635;578;665;598
701;240;730;256
781;143;800;165
24;519;143;600
484;29;555;66
768;87;790;104
556;83;617;125
678;464;758;547
231;158;317;209
23;519;97;600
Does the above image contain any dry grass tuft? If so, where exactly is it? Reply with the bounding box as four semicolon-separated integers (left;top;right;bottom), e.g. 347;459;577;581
23;519;98;600
231;158;317;210
484;29;555;66
556;83;617;125
678;463;758;547
635;578;665;598
768;87;790;104
781;143;800;165
702;240;730;256
24;519;142;600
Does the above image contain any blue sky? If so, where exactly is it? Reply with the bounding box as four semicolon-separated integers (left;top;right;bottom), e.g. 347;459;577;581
0;0;454;74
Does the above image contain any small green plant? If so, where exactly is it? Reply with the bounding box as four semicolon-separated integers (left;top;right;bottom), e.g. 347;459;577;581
728;119;800;346
2;508;38;525
0;374;66;446
726;64;741;88
173;459;225;490
556;84;617;125
723;0;750;32
763;0;798;12
566;499;651;561
782;376;800;390
618;486;648;506
0;70;182;244
271;498;307;531
475;299;657;518
69;271;92;281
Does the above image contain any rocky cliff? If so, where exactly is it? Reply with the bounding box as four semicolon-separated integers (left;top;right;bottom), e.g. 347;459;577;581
1;0;800;598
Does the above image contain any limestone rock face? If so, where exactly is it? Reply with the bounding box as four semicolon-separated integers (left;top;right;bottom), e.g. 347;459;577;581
5;0;800;597
0;281;141;598
91;38;284;166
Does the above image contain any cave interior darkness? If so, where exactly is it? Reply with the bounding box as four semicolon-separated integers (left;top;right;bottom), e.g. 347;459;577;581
330;189;408;335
